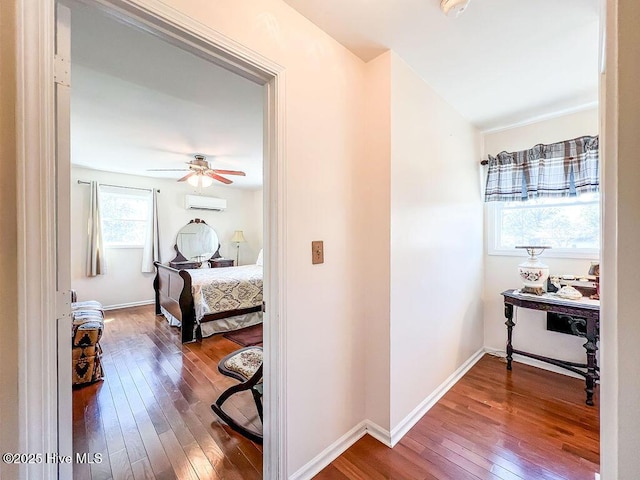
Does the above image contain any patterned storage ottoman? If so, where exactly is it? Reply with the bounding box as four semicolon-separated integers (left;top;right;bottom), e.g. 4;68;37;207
72;300;104;312
72;307;105;386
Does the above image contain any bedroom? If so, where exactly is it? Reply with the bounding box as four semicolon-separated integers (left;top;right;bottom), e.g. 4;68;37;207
69;3;264;309
4;0;640;479
67;2;267;474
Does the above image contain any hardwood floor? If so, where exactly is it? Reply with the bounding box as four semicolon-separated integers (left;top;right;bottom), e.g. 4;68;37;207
316;355;599;480
72;305;263;480
75;308;599;480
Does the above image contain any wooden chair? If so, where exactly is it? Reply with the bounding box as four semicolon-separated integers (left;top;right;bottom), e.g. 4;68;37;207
211;346;263;444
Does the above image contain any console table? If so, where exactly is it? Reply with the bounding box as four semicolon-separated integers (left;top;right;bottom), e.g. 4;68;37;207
501;289;600;406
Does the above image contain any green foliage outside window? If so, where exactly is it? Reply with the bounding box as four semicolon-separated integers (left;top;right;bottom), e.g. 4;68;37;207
497;193;600;251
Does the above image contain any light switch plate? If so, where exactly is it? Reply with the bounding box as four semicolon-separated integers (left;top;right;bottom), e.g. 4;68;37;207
312;241;324;264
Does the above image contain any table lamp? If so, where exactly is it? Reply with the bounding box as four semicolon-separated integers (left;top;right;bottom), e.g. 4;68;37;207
231;230;246;266
515;245;551;295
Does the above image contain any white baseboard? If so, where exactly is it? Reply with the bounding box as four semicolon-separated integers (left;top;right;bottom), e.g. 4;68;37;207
388;347;485;446
289;348;486;479
103;300;154;311
364;421;392;448
289;421;368;480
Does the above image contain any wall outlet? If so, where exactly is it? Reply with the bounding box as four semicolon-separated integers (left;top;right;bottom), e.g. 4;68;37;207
312;241;324;264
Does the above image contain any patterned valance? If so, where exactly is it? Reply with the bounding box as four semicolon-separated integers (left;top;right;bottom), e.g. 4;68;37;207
484;135;599;202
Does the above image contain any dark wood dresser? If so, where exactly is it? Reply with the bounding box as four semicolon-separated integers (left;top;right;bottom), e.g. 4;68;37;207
168;260;201;269
209;258;234;268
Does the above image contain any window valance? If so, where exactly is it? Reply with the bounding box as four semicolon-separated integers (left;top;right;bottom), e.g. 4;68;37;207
484;135;599;202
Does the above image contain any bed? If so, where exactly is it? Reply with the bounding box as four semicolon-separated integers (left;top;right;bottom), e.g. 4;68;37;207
154;262;263;343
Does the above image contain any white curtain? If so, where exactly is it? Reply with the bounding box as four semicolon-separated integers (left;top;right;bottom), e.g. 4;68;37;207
86;181;106;277
142;189;160;272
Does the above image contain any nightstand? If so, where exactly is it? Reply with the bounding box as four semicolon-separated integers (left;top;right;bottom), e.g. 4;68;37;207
210;258;234;268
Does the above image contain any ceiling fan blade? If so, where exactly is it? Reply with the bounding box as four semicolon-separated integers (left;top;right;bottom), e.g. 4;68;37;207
146;168;190;172
206;172;233;185
211;169;246;176
178;172;196;182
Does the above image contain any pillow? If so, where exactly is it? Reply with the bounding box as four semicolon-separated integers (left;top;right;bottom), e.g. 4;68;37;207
256;249;264;266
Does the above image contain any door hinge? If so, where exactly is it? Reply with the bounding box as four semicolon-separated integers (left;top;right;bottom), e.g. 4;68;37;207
262;301;266;313
56;290;71;318
54;55;70;87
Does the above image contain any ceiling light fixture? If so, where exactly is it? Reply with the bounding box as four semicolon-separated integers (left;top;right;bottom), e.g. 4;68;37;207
440;0;470;17
187;173;214;188
200;175;214;188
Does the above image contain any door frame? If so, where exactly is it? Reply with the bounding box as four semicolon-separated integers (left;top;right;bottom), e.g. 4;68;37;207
15;0;287;478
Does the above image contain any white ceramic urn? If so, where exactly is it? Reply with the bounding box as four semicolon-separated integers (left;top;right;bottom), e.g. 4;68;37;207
516;246;551;295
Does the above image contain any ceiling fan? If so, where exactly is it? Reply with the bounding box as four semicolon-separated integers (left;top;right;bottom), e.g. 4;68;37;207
148;154;246;186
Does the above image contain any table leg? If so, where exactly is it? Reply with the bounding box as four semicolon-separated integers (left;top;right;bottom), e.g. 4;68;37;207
584;318;599;406
504;303;514;370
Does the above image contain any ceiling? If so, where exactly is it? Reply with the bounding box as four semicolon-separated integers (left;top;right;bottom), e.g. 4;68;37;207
70;4;264;189
283;0;600;131
71;0;599;184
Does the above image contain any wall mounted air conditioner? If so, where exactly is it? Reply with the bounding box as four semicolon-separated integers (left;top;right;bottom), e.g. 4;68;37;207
185;194;227;211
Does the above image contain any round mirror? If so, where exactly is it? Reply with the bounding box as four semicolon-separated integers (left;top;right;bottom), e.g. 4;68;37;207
176;221;219;262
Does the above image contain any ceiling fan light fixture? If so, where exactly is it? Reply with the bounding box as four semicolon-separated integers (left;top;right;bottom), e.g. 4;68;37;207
201;175;214;188
187;174;199;187
187;173;213;188
152;154;243;186
440;0;470;17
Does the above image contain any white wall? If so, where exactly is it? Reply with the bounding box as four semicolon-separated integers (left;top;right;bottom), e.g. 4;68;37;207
250;189;264;252
482;109;599;369
358;51;485;436
361;51;391;431
601;0;640;476
71;167;262;307
389;53;484;429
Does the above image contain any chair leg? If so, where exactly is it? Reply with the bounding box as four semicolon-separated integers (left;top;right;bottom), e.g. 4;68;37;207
251;389;263;423
211;398;263;444
216;381;250;406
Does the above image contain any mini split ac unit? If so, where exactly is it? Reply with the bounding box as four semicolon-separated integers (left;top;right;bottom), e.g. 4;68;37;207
185;194;227;211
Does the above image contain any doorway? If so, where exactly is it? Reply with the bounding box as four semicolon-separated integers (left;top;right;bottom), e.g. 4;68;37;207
43;0;285;477
66;3;268;477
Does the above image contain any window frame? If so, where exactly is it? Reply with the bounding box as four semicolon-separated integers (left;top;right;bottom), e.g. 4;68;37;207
486;195;601;259
99;187;151;249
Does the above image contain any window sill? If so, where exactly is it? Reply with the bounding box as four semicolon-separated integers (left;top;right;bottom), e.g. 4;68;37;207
105;245;144;249
488;249;600;260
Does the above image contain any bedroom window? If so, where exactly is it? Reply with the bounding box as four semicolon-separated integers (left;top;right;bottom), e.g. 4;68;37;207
488;192;600;258
100;187;151;248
